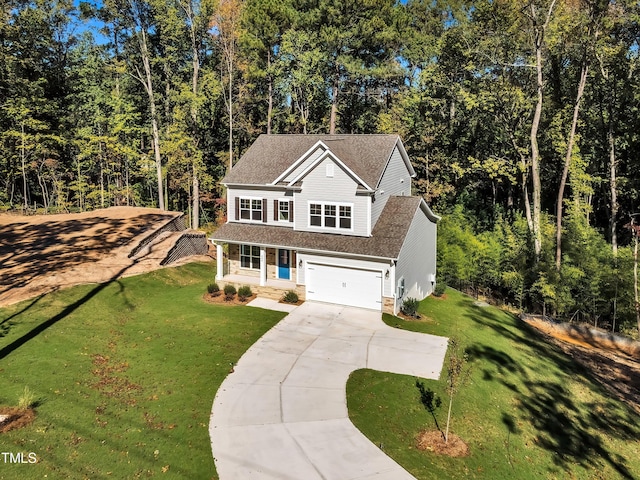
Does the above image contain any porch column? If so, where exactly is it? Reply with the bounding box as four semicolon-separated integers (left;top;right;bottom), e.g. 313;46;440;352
259;246;266;286
215;243;223;281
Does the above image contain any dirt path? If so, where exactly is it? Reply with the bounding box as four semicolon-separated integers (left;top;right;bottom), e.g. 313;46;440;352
524;317;640;414
0;207;204;308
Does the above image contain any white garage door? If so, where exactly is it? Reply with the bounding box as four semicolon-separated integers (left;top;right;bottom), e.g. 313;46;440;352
306;263;382;310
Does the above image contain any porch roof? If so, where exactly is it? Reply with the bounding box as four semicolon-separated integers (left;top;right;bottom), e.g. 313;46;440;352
211;196;422;260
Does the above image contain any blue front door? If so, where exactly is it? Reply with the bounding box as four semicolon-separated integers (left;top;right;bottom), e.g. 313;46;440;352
278;249;290;280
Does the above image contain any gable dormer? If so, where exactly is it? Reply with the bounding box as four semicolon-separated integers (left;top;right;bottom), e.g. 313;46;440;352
292;151;373;237
272;141;329;185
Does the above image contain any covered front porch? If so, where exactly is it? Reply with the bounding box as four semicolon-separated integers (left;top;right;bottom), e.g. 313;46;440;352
214;242;302;298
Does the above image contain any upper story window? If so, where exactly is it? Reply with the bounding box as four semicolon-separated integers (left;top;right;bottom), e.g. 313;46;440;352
339;206;352;229
239;198;262;221
278;201;289;221
308;202;352;231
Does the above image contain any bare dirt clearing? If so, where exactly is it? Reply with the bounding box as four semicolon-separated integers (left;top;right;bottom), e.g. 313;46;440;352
524;316;640;414
0;207;210;307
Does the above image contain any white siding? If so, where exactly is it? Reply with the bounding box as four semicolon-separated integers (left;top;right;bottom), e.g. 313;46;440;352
297;252;393;297
395;204;437;303
294;157;371;237
282;146;326;183
227;187;294;226
371;145;413;227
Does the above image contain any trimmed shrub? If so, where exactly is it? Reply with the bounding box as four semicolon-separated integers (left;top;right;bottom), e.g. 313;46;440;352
434;281;446;297
207;283;220;296
238;285;253;301
223;284;236;301
401;297;420;318
282;290;299;304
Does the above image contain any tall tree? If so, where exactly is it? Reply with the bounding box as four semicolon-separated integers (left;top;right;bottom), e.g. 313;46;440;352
555;0;608;271
211;0;243;170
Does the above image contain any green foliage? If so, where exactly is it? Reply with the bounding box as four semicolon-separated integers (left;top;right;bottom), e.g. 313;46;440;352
433;281;446;297
223;284;237;300
401;297;420;317
282;290;299;304
207;282;220;295
237;285;253;300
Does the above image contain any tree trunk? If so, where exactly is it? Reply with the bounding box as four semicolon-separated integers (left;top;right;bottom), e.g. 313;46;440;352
555;61;589;271
329;68;339;134
190;8;200;230
511;135;534;234
267;49;273;135
635;230;639;337
20;122;28;211
529;0;556;261
228;53;233;170
609;123;618;255
139;28;165;210
530;42;543;260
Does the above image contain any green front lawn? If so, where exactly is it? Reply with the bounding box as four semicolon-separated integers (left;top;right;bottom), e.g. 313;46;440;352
347;289;640;479
0;262;285;479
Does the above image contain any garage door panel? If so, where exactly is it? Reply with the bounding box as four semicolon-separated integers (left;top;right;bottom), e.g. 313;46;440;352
307;263;382;310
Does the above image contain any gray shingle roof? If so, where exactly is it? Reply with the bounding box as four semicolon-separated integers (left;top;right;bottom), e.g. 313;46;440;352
210;196;423;259
222;134;402;189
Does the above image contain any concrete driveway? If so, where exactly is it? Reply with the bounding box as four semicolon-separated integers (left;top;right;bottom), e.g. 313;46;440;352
209;301;449;480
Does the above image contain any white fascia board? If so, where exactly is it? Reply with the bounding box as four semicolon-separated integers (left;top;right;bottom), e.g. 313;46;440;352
374;137;416;190
224;183;295;191
396;137;416;179
287;149;374;191
419;197;441;222
270;140;329;185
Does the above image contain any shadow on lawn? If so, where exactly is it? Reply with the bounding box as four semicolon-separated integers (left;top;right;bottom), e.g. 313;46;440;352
0;251;153;361
0;212;175;302
466;304;638;479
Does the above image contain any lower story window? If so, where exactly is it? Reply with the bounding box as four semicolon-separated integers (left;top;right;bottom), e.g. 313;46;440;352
240;245;260;269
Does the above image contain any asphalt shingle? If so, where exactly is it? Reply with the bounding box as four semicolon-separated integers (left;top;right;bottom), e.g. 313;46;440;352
210;196;423;259
222;134;402;189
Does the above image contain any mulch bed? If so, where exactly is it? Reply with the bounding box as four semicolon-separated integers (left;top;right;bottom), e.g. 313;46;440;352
0;407;36;433
416;429;470;457
202;293;257;306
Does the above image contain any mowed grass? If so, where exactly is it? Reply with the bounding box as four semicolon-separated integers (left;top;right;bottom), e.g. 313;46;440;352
347;289;640;480
0;262;285;479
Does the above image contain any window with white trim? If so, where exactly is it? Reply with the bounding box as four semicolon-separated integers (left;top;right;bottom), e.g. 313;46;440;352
278;201;289;221
308;202;352;230
339;205;352;229
240;198;262;221
310;203;322;226
240;245;261;269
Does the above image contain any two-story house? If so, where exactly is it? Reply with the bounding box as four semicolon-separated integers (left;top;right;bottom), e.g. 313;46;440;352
210;134;440;314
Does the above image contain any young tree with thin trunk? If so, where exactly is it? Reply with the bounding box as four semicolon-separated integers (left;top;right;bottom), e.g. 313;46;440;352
211;0;243;171
528;0;557;261
555;0;607;271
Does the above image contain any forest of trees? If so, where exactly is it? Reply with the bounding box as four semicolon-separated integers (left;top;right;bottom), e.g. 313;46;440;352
1;0;639;334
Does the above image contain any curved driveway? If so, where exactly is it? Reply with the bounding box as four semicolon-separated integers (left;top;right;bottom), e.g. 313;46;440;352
209;301;448;480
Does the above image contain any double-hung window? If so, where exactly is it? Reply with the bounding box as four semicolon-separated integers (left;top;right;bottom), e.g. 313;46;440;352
339;206;352;229
310;203;322;226
240;245;260;269
324;205;336;227
239;198;262;221
279;201;289;221
309;202;352;230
